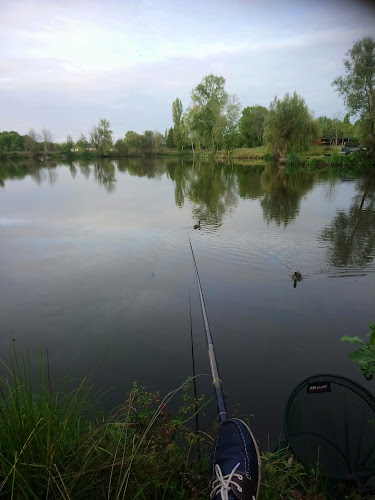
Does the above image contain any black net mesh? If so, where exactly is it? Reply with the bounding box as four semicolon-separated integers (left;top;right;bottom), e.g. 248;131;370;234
284;374;375;479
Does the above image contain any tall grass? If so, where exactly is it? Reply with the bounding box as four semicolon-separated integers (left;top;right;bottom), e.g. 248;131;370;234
0;349;360;499
0;349;210;499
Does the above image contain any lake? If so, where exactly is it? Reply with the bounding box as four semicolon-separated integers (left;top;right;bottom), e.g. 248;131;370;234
0;157;374;446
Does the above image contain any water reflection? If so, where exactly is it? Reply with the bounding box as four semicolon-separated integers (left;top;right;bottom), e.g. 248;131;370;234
119;157;165;179
260;166;316;227
79;161;91;179
1;157;374;447
93;159;116;193
236;164;263;199
186;162;237;227
320;173;375;270
165;160;189;208
0;161;59;186
1;158;374;272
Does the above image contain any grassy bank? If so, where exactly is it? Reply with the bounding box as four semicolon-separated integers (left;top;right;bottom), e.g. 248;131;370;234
0;149;196;162
229;145;343;161
226;146;374;172
0;351;360;499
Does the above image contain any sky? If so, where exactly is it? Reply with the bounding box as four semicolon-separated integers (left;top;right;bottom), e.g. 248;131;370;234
1;0;375;142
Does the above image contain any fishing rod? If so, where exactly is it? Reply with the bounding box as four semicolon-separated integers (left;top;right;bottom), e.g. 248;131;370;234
188;235;228;423
189;235;260;499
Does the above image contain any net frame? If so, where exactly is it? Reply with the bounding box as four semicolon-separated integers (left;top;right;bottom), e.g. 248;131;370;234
284;373;375;479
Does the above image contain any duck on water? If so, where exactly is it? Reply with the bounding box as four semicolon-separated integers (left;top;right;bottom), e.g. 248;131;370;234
194;221;201;229
292;271;302;288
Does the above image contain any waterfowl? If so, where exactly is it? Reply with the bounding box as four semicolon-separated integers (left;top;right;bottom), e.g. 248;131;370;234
292;271;302;287
194;221;201;229
292;271;302;281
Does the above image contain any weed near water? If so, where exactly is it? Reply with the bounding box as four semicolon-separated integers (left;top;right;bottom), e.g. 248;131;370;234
0;349;360;499
0;349;211;499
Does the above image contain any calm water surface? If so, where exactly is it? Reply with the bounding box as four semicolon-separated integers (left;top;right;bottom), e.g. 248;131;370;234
0;158;374;445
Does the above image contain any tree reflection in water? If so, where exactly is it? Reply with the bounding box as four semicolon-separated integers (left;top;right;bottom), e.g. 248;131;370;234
93;159;116;193
1;157;374;268
320;173;375;269
259;165;316;227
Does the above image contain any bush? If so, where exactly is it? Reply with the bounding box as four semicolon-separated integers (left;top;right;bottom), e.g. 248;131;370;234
285;153;300;167
307;157;319;170
263;153;275;162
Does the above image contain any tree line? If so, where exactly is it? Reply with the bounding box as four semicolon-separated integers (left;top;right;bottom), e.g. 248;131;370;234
1;36;374;163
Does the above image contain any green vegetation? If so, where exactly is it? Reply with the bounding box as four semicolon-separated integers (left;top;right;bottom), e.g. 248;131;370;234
89;119;113;156
188;74;240;153
264;92;319;163
332;35;375;154
239;105;268;148
342;322;375;380
172;98;184;152
317;113;355;145
0;348;211;499
0;348;359;499
1;36;374;168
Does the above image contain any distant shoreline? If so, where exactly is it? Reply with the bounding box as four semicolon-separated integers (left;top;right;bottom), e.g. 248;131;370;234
1;146;373;171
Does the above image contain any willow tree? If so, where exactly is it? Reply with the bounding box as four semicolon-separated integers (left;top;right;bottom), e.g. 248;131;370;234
264;92;319;163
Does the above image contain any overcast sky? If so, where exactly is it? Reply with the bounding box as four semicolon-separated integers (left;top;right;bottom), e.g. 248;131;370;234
1;0;374;142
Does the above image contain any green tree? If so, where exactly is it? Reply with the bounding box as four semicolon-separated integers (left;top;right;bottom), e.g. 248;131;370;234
318;116;334;143
264;92;319;163
189;74;240;153
0;131;24;152
342;113;354;139
124;131;137;151
89;125;100;152
153;130;165;152
239;105;268;147
132;133;145;154
331;112;345;145
41;128;53;153
223;125;241;151
353;118;365;142
143;130;154;152
76;133;90;150
60;134;74;156
332;36;375;153
97;118;113;154
184;107;200;152
114;138;128;155
23;129;40;156
172;98;184;151
166;127;175;148
89;119;113;155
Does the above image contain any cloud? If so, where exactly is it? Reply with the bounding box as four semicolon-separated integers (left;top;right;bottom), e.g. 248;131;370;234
0;0;374;137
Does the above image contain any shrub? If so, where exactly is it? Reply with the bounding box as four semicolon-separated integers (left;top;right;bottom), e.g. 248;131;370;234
285;153;300;167
307;157;319;170
263;153;275;162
